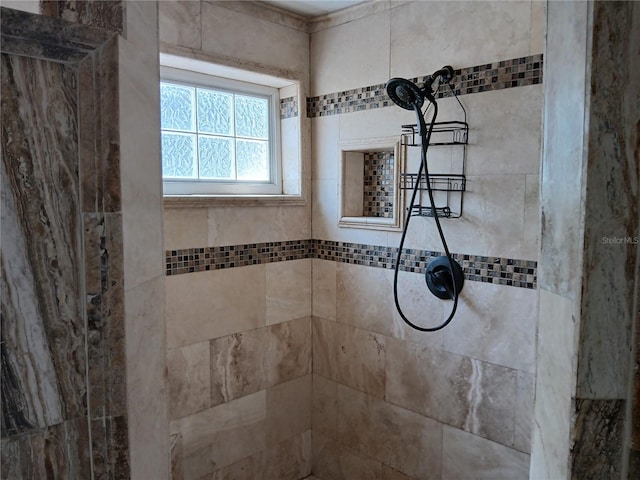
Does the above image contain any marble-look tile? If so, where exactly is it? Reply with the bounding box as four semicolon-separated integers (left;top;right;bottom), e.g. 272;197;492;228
336;263;443;348
538;0;589;297
168;341;211;420
312;374;339;440
461;86;543;177
419;174;528;260
266;259;312;325
42;0;124;33
84;212;126;420
1;7;112;62
124;275;169;480
443;281;538;373
201;1;309;75
312;432;383;480
311;115;340;180
313;317;386;398
529;0;546;55
1;53;85;433
535;289;577;408
523;173;540;261
576;0;639;400
386;337;517;447
570;398;625;478
208;205;311;245
210;430;311;480
390;1;531;79
171;391;267;480
442;426;530;479
338;384;442;479
310;9;389;95
118;4;165;291
90;415;129;479
78;35;121;214
171;433;184;480
0;418;92;479
530;371;572;479
514;370;535;454
163;208;209;251
267;375;311;444
158;0;201;50
165;265;266;349
312;259;337;320
210;317;311;405
382;465;415;480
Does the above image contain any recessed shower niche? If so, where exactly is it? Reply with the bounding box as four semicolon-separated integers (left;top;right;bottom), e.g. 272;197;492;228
338;139;405;231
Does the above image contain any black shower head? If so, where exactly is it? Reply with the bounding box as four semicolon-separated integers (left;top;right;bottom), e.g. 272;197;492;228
386;66;455;110
386;77;424;110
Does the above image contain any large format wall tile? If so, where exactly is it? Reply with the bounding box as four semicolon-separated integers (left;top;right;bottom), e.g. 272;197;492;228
310;9;390;95
165;265;266;349
266;259;312;325
312;374;339;440
266;375;311;444
210;318;311;405
386;337;517;448
443;280;538;373
1;54;84;434
201;1;308;75
313;317;386;398
158;0;201;50
337;384;442;479
312;259;336;320
389;1;532;79
171;391;267;480
210;430;311;480
442;426;530;479
168;341;211;420
312;431;383;480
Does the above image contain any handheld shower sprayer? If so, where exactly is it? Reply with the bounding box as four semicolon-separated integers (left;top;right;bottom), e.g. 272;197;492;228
386;66;464;332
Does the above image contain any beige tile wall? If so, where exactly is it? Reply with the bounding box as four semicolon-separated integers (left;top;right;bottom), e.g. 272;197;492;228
160;2;312;478
309;1;542;478
161;1;543;479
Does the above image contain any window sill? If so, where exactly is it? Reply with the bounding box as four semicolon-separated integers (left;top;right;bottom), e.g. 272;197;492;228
163;194;307;208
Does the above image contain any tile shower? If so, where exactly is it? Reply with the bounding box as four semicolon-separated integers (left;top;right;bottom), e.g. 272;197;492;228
3;1;636;479
161;1;543;478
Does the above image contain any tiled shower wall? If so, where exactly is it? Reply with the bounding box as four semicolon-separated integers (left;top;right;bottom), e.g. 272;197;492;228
159;1;313;478
310;1;543;478
161;1;544;479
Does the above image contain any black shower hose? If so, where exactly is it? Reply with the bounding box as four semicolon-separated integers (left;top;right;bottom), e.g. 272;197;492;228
392;99;460;332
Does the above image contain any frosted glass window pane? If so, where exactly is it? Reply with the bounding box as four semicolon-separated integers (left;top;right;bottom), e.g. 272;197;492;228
198;135;234;179
236;139;268;181
235;95;268;139
161;83;195;131
197;89;233;135
162;132;197;178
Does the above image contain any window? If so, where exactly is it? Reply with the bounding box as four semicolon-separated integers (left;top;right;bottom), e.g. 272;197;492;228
161;66;282;195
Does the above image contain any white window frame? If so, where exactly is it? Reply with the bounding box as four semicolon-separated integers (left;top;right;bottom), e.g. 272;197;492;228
160;66;282;195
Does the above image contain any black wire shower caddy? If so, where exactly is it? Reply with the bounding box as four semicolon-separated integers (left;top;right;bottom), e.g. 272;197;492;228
399;120;468;219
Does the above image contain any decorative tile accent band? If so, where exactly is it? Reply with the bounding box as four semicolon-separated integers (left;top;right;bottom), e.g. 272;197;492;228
306;53;543;118
166;239;537;289
279;96;298;119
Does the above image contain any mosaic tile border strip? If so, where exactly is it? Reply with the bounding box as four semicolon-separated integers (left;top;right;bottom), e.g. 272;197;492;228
306;54;543;118
279;96;298;119
166;239;313;275
166;239;537;289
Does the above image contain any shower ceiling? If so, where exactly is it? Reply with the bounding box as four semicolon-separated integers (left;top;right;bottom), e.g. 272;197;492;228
262;0;365;17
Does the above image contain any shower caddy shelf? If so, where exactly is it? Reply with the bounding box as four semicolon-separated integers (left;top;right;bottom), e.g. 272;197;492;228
399;121;468;219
